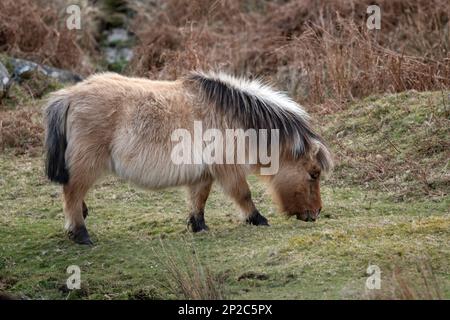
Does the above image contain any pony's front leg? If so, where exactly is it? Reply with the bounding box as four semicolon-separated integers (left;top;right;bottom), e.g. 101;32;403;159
216;170;269;226
187;179;213;232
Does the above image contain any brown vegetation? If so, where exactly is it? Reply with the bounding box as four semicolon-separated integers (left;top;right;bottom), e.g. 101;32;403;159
0;0;97;75
129;0;450;106
0;107;43;155
1;0;448;104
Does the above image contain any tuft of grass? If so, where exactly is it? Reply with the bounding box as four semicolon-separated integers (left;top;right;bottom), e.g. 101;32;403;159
155;238;225;300
365;257;443;300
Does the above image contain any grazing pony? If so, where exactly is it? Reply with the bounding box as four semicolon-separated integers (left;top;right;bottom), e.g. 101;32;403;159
44;71;333;244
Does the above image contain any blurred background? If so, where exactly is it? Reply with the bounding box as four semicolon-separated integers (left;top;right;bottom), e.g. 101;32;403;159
0;0;448;105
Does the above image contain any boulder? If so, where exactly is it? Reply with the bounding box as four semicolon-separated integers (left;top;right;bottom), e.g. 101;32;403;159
9;58;83;83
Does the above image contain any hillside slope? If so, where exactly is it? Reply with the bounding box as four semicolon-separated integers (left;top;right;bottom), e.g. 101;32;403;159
0;91;449;299
322;91;449;199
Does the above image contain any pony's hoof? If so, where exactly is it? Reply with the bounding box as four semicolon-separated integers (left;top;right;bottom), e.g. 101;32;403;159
246;210;270;226
68;225;93;245
188;215;209;233
82;201;89;219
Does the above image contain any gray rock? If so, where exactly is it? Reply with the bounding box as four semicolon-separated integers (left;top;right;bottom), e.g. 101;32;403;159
102;27;134;67
0;61;11;97
106;28;131;43
10;58;42;80
105;47;134;64
40;64;83;83
9;58;83;83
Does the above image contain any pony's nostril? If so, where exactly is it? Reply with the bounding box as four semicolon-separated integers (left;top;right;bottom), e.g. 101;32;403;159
317;208;322;216
304;211;316;222
305;209;319;222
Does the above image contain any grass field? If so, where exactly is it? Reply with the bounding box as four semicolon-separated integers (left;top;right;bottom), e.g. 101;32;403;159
1;91;448;300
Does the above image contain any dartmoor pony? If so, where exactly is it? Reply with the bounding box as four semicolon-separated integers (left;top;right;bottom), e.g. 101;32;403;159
44;71;332;245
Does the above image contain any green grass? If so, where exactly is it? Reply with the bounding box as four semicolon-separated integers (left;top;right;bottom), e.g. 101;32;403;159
0;91;449;299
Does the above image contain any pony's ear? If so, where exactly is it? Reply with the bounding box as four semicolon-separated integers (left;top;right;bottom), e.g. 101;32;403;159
310;141;321;157
313;140;334;174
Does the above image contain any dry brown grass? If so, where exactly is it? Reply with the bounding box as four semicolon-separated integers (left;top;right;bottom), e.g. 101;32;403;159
155;239;225;300
129;0;450;106
0;0;98;75
0;107;43;155
366;258;443;300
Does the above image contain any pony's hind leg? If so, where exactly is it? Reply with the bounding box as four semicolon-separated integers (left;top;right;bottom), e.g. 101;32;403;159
215;168;269;226
63;157;103;244
63;178;94;245
187;178;213;232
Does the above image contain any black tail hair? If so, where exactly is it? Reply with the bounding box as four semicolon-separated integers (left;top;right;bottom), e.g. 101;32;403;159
44;96;70;184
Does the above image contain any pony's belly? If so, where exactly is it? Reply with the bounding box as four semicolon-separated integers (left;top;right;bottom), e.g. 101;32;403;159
109;152;206;189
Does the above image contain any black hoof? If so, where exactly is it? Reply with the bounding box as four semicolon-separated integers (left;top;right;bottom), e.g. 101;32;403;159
82;201;89;219
188;213;209;233
68;225;93;245
246;210;270;226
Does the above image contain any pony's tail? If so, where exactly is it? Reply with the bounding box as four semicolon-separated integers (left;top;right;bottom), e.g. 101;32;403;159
44;94;70;184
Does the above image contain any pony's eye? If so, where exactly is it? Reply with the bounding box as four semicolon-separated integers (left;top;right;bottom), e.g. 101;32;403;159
309;171;320;180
